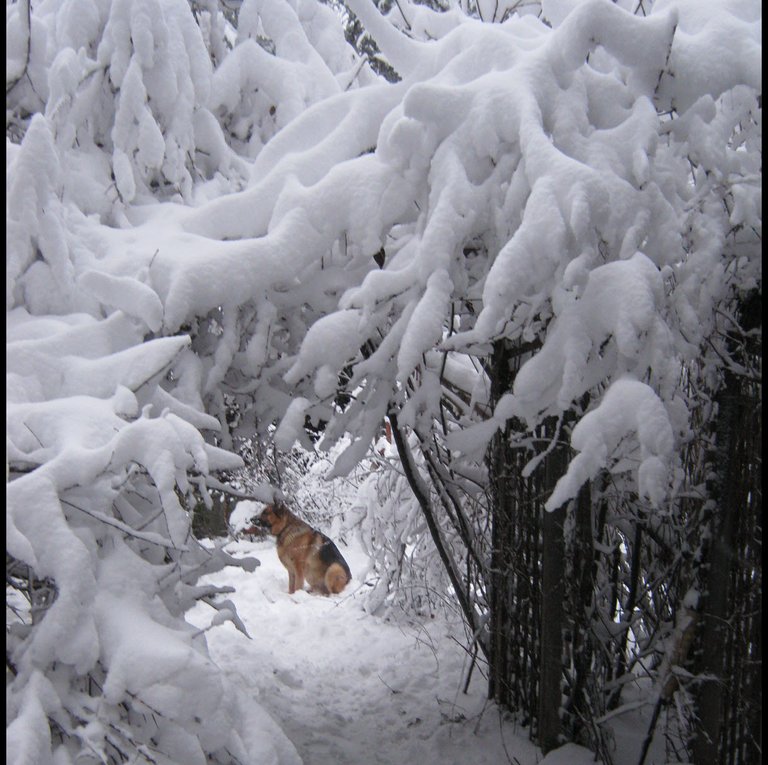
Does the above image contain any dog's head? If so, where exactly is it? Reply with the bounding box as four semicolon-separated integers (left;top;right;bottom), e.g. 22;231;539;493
256;503;289;536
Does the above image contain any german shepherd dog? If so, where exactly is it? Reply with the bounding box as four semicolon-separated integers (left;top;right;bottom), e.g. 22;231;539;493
255;502;351;595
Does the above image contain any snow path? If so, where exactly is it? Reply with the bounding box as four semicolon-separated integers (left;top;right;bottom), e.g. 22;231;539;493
188;537;543;765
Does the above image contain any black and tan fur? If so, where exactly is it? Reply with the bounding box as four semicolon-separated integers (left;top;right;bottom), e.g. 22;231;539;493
256;502;351;595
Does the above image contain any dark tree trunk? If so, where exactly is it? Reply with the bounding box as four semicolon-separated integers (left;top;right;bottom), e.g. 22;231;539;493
191;491;231;538
692;289;762;764
565;481;597;744
486;340;542;722
486;340;571;753
691;371;740;763
539;493;566;753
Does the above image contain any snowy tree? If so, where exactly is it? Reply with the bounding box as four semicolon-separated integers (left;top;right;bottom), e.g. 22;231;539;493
6;1;307;763
184;0;757;757
7;0;760;762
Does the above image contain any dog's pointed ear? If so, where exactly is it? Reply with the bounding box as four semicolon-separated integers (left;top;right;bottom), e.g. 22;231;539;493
273;502;287;517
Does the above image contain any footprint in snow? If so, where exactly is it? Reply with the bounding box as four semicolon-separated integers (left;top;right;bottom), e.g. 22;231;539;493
274;668;304;689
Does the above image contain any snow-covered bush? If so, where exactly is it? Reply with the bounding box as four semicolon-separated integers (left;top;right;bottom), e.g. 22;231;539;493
160;0;757;499
4;295;306;763
349;433;463;620
209;0;373;159
6;2;309;762
8;0;250;217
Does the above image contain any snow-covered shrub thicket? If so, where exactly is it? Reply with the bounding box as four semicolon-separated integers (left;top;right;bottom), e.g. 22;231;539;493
5;0;321;762
7;0;250;222
7;0;761;760
209;0;374;158
229;429;372;533
348;431;471;621
158;0;756;756
171;0;757;505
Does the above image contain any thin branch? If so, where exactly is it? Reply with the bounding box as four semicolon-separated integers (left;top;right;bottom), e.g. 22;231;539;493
636;693;664;765
6;0;31;97
388;411;489;661
60;498;189;551
344;57;368;92
392;0;412;31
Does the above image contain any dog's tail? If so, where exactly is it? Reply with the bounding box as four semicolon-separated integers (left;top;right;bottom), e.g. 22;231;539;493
325;562;351;595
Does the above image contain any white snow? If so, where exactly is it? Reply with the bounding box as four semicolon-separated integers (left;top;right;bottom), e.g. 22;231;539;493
187;494;668;764
512;251;672;422
397;269;453;382
284;309;367;396
546;375;675;511
188;532;542;765
6;0;761;761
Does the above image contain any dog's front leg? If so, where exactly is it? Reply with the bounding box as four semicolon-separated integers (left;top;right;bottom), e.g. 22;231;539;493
292;561;305;593
287;568;297;594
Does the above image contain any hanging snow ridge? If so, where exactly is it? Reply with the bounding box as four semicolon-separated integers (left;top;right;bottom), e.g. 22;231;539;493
95;0;215;201
545;376;676;512
78;270;164;332
397;269;454;382
512;252;673;423
274;396;312;450
652;0;761;112
284;308;368;396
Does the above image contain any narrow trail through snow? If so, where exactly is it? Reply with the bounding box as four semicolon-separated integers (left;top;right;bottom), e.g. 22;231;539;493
189;538;540;765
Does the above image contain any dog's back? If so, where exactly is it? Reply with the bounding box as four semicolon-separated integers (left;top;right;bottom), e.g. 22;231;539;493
316;534;352;595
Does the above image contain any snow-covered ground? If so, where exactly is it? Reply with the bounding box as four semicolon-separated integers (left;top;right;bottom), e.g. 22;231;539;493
188;527;638;765
188;535;541;764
